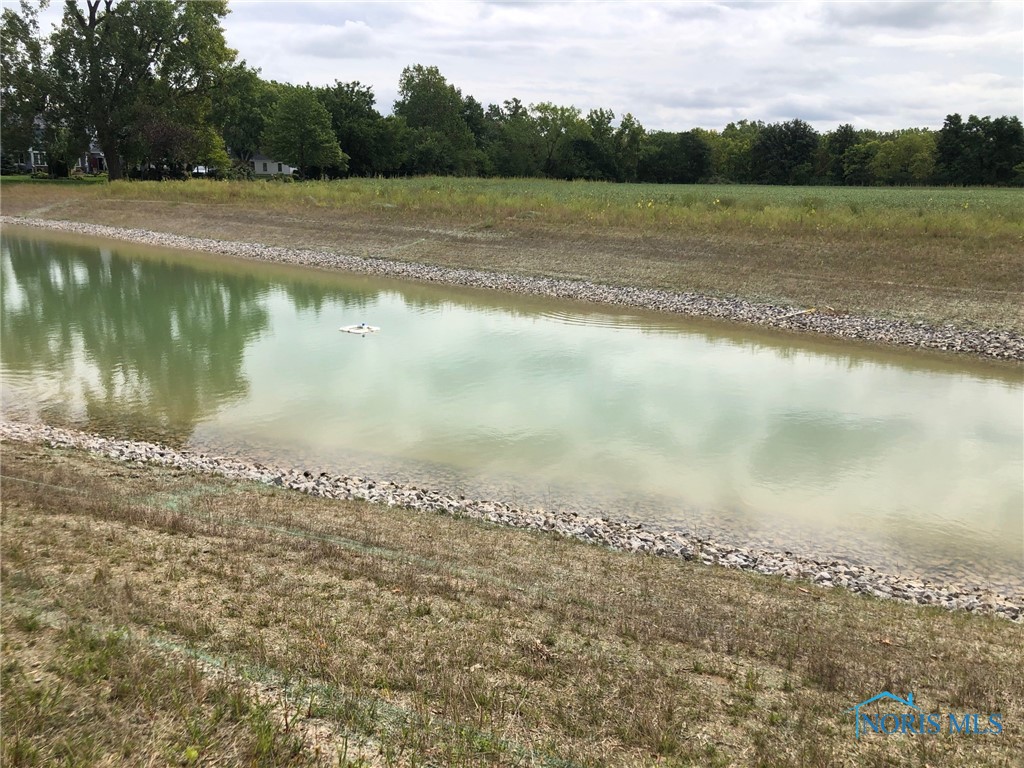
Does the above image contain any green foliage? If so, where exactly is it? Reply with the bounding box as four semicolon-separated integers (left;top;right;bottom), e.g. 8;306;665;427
224;159;255;181
0;3;46;162
823;124;860;184
751;120;819;185
47;0;233;180
842;141;880;186
212;63;274;163
263;86;347;179
870;129;936;185
313;80;397;177
394;64;477;175
936;113;1024;186
480;98;544;178
615;113;646;183
639;130;712;184
531;101;585;177
713;120;763;182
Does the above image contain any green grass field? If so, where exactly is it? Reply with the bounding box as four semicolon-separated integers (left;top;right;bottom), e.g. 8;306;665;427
78;177;1024;237
7;174;1021;236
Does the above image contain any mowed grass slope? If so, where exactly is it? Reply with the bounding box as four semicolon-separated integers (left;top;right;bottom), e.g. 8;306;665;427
2;177;1022;333
2;440;1021;767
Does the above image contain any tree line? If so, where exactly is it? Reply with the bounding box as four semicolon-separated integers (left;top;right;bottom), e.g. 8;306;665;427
3;1;1022;186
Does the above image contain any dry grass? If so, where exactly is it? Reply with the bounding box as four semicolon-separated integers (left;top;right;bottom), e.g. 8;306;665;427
1;619;315;767
1;177;1022;333
2;439;1021;766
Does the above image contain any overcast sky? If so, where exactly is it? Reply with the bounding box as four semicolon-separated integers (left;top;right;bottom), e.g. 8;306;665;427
29;0;1024;132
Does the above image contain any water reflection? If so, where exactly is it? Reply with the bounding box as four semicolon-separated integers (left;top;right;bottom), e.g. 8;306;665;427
2;228;1021;589
1;235;273;445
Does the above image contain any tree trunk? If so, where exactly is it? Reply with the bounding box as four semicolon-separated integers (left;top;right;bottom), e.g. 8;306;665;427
96;129;123;180
104;150;123;180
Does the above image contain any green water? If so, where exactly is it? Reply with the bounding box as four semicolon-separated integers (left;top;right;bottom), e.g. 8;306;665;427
2;227;1022;589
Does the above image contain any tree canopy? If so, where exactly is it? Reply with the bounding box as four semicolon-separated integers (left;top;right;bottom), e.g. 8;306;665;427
1;9;1020;187
263;86;346;178
1;3;46;165
45;0;234;180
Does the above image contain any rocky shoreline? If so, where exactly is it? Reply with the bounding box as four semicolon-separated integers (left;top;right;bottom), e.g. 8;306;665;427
4;215;1024;361
3;421;1020;623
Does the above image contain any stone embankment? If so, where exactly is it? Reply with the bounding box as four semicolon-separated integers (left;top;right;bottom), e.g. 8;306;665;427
3;421;1020;623
4;216;1024;360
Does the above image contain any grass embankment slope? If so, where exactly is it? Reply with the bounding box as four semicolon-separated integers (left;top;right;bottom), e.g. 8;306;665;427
3;440;1022;766
2;177;1022;334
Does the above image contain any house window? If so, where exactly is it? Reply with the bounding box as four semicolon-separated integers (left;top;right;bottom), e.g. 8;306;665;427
249;160;255;170
277;163;282;173
262;162;267;172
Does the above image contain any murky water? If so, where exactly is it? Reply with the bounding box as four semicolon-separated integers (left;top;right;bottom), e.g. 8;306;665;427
3;227;1022;589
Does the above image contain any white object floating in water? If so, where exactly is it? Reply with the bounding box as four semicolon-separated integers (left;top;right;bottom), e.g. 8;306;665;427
339;323;381;335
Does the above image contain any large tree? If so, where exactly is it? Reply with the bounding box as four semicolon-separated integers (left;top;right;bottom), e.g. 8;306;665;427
393;64;476;175
568;108;617;180
314;80;406;177
614;113;646;183
716;120;763;182
48;0;234;180
823;124;860;184
841;141;880;186
937;114;1024;186
263;85;346;178
481;98;543;178
638;130;712;184
1;3;47;167
870;129;936;186
751;119;819;185
211;62;274;165
531;102;585;178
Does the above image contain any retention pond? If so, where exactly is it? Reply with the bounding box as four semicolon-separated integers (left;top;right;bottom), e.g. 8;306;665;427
3;227;1021;593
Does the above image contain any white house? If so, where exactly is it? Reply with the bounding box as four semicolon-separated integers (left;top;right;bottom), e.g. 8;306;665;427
249;153;295;177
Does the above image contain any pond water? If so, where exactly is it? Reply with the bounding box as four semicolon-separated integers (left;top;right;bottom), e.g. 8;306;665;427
2;227;1022;591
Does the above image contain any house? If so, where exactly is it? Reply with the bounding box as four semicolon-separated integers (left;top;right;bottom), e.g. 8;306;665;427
76;141;106;173
12;141;106;175
248;153;295;177
11;116;105;174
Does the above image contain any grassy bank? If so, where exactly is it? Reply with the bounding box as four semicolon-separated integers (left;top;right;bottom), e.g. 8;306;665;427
2;177;1022;333
2;439;1021;766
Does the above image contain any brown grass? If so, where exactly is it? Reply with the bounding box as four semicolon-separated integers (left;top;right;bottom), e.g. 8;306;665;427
2;438;1021;766
2;178;1021;333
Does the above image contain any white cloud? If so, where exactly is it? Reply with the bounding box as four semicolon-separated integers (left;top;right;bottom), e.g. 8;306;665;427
17;0;1024;131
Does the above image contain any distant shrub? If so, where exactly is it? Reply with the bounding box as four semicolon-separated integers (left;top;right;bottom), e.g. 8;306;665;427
224;161;254;181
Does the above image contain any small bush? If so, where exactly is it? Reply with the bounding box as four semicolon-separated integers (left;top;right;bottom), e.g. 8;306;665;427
224;161;254;181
